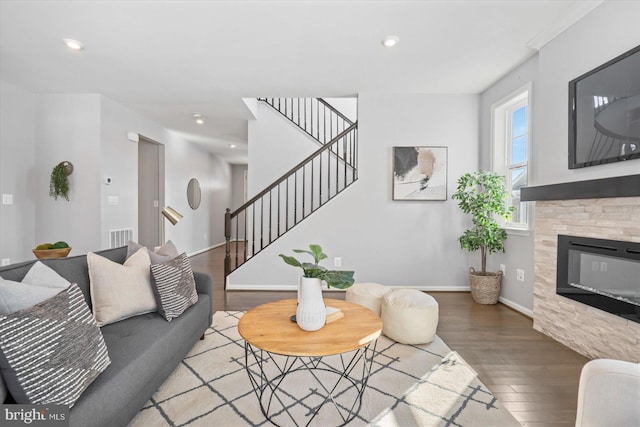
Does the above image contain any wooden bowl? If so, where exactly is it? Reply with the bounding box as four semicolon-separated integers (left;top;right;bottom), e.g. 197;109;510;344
32;247;72;259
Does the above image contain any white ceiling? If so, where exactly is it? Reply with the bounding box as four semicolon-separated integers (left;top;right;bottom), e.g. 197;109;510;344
0;0;602;164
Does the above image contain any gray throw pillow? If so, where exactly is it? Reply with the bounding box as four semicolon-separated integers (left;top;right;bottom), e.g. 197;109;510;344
126;240;179;264
150;253;198;321
0;284;110;407
0;262;70;315
0;376;6;403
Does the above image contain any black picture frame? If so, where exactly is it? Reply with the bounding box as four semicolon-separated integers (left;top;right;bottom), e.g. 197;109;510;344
568;44;640;169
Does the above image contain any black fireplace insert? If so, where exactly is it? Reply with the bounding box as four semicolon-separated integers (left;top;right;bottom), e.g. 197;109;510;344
556;234;640;323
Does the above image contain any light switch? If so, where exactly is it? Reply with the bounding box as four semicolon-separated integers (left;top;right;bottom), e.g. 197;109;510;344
107;196;119;206
153;200;159;208
2;194;13;205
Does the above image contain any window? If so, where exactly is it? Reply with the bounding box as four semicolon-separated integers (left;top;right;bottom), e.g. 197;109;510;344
491;83;531;230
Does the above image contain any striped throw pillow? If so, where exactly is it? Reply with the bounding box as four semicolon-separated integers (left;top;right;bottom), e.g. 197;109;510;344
0;284;110;406
150;253;198;321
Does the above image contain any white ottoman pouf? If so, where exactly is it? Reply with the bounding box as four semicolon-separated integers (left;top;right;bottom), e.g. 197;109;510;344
381;289;439;344
345;282;391;316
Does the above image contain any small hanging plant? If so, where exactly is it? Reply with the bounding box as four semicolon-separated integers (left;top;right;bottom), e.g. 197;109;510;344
49;161;73;201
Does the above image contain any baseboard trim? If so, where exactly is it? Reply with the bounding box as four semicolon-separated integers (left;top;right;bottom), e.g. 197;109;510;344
225;284;470;292
187;241;226;257
498;296;533;318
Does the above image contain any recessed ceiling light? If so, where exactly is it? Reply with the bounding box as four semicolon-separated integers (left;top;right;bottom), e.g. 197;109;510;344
192;112;204;124
229;144;237;149
63;38;84;51
381;36;399;48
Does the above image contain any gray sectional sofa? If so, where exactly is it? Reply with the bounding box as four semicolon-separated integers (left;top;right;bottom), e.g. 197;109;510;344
0;246;213;427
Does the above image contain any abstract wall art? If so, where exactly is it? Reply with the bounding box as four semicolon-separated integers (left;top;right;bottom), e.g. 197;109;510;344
393;146;447;200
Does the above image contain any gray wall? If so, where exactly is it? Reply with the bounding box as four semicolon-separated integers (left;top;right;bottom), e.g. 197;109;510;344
229;93;478;290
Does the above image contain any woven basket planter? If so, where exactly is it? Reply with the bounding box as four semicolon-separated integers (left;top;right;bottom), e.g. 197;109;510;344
468;267;502;304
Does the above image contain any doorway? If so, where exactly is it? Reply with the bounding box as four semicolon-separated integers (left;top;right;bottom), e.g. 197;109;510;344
138;136;165;247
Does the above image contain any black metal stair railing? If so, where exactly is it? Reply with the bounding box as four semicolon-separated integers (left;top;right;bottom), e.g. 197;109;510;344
259;98;354;147
224;122;358;286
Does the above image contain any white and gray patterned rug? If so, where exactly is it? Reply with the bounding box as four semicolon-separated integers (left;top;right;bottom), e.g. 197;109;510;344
129;311;521;427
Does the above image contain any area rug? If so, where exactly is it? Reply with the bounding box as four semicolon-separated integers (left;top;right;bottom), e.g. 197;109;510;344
129;311;521;427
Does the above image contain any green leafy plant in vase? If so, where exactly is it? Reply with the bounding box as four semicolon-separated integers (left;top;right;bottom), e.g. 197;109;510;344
279;244;354;289
279;244;354;331
452;171;513;304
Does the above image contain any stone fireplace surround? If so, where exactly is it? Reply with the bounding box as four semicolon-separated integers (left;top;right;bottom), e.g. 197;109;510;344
521;174;640;362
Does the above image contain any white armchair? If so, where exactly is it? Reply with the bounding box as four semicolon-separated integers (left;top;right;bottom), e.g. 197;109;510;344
575;358;640;427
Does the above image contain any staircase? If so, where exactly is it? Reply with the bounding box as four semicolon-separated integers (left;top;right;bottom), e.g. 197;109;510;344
224;98;358;286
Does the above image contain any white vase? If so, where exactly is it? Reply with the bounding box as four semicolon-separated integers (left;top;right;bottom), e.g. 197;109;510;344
296;277;326;331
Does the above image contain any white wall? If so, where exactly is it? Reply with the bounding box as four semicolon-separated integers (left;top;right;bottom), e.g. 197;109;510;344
0;81;36;264
231;164;247;211
100;96;231;253
164;134;231;250
229;93;478;289
0;84;233;263
477;0;640;314
533;1;640;186
99;95;166;247
247;103;320;196
35;94;102;256
480;56;538;314
323;97;358;123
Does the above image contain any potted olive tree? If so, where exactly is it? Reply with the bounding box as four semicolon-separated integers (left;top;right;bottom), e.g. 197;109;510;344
280;244;354;331
452;171;513;304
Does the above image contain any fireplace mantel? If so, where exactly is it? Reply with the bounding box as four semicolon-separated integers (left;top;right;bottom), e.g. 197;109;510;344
521;174;640;202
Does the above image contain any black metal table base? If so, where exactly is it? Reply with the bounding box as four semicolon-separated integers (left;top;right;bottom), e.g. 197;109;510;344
244;341;378;427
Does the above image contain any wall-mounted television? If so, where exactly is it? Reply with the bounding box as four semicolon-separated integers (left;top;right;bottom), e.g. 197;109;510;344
569;45;640;169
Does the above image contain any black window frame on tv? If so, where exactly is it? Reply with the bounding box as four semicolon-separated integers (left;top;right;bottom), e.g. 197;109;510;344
568;44;640;169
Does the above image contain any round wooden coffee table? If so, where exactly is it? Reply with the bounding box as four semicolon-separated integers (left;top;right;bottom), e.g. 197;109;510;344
238;298;382;426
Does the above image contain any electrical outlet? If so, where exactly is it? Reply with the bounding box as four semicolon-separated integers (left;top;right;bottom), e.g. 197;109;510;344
499;264;506;274
1;258;10;266
592;261;599;271
2;194;13;205
516;268;525;282
600;262;608;272
334;257;342;267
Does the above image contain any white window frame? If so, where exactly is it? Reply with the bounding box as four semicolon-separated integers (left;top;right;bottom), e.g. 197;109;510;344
490;82;532;232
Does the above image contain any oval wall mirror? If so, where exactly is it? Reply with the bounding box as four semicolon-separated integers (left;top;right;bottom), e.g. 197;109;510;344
187;178;201;210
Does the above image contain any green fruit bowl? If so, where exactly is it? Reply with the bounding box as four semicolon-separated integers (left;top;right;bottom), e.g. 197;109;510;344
32;247;72;259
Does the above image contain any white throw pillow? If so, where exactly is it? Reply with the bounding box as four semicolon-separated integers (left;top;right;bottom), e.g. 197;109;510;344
88;248;156;327
21;261;71;288
0;262;70;315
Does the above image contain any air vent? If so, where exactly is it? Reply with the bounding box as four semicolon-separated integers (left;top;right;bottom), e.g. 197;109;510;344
109;228;133;248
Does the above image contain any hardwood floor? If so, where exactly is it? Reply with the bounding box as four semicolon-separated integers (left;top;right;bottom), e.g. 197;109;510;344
190;245;589;427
